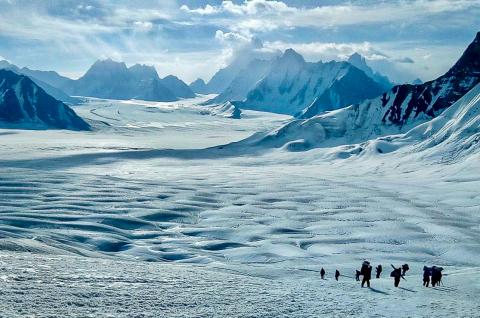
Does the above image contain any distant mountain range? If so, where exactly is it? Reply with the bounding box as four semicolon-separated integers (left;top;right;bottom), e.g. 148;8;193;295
61;59;195;101
0;60;78;104
0;69;89;130
198;47;395;117
237;49;386;116
1;58;196;103
234;32;480;151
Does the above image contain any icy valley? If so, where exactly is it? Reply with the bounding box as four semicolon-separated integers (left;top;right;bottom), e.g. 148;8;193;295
0;91;479;317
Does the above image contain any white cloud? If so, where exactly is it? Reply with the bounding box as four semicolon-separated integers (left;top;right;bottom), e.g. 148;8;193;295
0;0;476;84
183;0;480;32
215;30;250;43
263;41;389;62
181;0;292;16
180;4;219;15
133;21;154;31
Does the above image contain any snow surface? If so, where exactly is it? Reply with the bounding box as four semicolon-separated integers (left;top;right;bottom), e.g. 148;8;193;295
0;94;479;317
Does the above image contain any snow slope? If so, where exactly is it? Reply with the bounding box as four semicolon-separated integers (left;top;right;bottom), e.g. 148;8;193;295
407;83;480;157
0;70;89;130
1;251;478;317
360;82;480;162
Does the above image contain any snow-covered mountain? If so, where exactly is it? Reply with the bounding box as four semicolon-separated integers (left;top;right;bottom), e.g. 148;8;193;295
238;49;385;116
63;59;139;100
161;75;196;99
207;58;274;104
0;69;90;130
0;60;78;104
236;32;480;151
403;82;480;160
189;78;209;94
63;59;193;102
347;53;394;90
203;39;280;94
339;82;480;160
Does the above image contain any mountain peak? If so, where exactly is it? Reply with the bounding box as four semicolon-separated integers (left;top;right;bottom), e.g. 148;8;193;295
92;59;127;70
129;63;155;71
281;49;305;64
447;32;480;75
0;59;14;69
128;64;159;80
88;59;126;72
163;75;180;81
348;52;364;64
189;78;209;94
191;78;206;86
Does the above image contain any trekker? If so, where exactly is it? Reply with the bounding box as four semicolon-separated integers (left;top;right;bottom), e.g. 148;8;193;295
423;266;431;287
402;264;410;276
320;267;326;279
335;270;340;281
355;270;361;281
431;266;443;287
360;261;372;288
390;265;403;287
376;265;382;278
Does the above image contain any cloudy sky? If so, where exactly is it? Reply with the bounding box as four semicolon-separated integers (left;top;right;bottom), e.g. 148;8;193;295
0;0;478;83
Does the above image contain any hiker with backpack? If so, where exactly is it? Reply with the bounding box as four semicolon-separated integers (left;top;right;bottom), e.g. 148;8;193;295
335;269;340;281
431;266;443;287
423;266;431;287
360;261;372;288
355;270;361;281
402;264;410;276
390;265;403;287
376;265;382;278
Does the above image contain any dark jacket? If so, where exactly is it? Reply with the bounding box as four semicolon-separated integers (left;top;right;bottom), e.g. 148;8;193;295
423;266;431;280
361;262;372;280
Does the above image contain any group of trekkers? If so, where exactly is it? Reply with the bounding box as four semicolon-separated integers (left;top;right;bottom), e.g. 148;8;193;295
422;266;444;287
320;261;444;288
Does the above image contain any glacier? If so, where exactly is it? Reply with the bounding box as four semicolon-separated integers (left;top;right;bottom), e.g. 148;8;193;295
0;87;479;316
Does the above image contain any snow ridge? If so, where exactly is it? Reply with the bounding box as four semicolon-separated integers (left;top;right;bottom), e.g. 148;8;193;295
0;69;90;130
